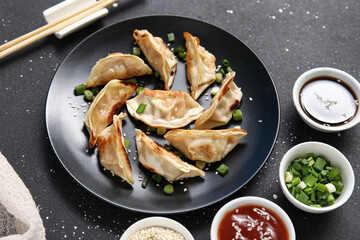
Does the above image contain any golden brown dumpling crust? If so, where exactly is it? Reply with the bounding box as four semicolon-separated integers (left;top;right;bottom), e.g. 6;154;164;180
184;32;216;100
126;88;205;129
135;129;205;182
85;80;137;148
164;128;247;163
194;72;242;130
133;30;177;90
85;53;152;88
97;113;134;185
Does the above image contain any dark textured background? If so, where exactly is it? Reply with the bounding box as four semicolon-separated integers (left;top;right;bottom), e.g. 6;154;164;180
1;0;359;239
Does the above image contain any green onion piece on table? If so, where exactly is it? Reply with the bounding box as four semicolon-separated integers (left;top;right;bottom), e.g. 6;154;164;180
147;126;156;132
141;177;149;189
154;71;160;78
226;66;233;73
156;128;166;135
232;109;243;121
152;173;163;183
133;47;141;56
222;59;230;68
75;84;86;95
196;161;206;170
128;78;137;84
124;139;130;148
136;103;147;113
217;164;229;176
84;90;94;101
167;33;175;43
163;184;174;195
91;86;99;95
136;86;144;95
215;73;223;83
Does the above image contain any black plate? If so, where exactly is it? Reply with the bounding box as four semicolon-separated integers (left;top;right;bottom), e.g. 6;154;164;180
45;15;279;214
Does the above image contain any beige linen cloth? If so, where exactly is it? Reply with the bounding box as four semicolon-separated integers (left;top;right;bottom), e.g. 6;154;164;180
0;152;46;239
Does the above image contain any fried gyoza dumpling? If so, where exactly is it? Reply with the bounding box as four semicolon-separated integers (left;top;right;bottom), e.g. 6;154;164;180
184;32;216;100
126;88;205;129
133;29;177;90
85;80;137;148
164;128;247;163
194;72;242;130
97;113;134;185
135;129;205;182
85;53;153;88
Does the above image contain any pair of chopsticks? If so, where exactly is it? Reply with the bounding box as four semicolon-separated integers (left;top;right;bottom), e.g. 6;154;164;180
0;0;118;60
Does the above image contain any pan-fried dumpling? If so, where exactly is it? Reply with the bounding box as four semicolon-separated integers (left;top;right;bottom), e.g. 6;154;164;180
126;88;205;129
133;29;177;90
85;53;153;88
97;113;134;185
135;129;205;182
184;32;216;100
164;128;247;163
194;72;242;129
85;80;137;148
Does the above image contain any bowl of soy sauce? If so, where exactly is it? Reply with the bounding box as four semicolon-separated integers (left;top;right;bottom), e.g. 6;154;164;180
293;67;360;132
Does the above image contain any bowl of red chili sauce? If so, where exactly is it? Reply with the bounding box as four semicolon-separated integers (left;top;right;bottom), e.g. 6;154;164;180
211;196;295;240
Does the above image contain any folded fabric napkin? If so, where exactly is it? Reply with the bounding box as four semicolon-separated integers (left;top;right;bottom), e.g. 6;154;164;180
0;152;46;240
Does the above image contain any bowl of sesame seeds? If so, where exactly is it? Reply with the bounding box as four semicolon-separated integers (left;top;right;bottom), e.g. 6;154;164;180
211;196;295;240
120;216;194;240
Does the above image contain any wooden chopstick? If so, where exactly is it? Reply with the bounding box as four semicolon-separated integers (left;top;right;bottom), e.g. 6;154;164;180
0;0;118;60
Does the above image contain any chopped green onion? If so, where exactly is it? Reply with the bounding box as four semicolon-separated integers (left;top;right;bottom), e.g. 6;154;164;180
153;82;164;90
124;139;130;148
133;47;141;56
327;167;339;181
84;90;94;101
156;127;166;135
222;59;230;68
137;79;145;87
141;177;149;189
136;86;144;95
75;84;86;95
217;164;229;176
152;173;163;183
167;33;175;43
174;46;185;54
154;71;160;78
226;66;233;72
147;126;157;132
196;161;206;170
128;78;137;84
232;109;243;121
178;51;186;59
313;157;326;172
163;184;174;195
220;68;225;76
285;153;343;208
215;73;223;83
136;103;147;113
91;86;99;95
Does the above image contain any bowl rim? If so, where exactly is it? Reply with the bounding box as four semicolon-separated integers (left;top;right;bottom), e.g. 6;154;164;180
120;216;194;240
292;67;360;132
279;141;355;213
210;196;296;240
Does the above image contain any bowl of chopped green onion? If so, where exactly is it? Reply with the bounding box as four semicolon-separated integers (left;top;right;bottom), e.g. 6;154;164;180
279;141;355;213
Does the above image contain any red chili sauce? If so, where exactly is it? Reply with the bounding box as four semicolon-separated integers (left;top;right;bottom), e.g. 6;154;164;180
218;204;289;240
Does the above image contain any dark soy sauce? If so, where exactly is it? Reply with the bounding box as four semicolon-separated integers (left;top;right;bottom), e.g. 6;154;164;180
299;76;359;126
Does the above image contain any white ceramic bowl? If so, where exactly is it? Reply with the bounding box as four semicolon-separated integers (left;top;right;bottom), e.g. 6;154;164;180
120;216;194;240
293;67;360;132
279;141;355;213
211;196;296;240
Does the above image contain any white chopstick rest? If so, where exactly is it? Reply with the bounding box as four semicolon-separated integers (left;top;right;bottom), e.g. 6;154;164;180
43;0;109;39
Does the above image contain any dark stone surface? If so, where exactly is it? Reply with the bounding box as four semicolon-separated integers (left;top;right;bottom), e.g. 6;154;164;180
0;0;359;239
